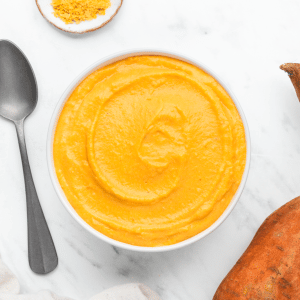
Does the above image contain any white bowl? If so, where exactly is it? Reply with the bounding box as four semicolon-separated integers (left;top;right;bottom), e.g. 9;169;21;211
36;0;123;34
47;50;251;252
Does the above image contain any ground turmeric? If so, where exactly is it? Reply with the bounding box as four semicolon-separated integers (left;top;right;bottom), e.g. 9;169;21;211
51;0;111;24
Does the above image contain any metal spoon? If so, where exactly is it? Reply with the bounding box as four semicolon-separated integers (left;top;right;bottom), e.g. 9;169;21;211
0;40;58;274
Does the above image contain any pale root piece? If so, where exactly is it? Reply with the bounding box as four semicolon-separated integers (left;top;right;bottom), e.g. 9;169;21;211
280;63;300;102
213;196;300;299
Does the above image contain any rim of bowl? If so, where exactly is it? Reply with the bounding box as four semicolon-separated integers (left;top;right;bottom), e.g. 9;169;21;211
47;49;251;252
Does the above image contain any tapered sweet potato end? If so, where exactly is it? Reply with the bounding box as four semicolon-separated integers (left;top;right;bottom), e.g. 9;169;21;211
280;63;300;102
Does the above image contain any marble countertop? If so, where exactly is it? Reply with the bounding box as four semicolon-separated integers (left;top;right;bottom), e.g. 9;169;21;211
2;0;300;299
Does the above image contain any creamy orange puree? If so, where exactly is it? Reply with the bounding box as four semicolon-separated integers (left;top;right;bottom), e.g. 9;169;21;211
54;55;246;247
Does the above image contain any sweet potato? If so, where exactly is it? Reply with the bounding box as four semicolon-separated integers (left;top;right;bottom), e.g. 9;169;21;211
280;63;300;102
213;196;300;300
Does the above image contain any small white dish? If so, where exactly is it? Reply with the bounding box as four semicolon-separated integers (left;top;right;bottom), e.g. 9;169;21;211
47;50;251;252
36;0;123;34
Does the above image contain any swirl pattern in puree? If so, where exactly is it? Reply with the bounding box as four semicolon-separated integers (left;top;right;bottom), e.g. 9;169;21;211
54;55;246;247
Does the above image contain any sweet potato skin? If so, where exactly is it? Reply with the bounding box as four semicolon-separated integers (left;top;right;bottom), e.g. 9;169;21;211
213;196;300;300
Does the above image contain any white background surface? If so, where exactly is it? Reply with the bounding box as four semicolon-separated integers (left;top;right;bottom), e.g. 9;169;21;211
1;0;300;299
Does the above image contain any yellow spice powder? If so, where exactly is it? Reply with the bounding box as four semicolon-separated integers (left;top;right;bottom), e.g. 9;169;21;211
52;0;111;24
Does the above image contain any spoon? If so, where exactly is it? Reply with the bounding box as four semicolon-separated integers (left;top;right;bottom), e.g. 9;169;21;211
0;40;58;274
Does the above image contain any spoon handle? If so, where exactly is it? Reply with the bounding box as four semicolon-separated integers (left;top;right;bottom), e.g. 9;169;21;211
14;119;58;274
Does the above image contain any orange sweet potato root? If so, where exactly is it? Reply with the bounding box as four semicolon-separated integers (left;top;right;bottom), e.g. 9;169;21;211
213;196;300;299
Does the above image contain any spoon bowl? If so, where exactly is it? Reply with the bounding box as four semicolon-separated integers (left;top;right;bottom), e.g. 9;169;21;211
0;41;37;121
0;40;58;274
